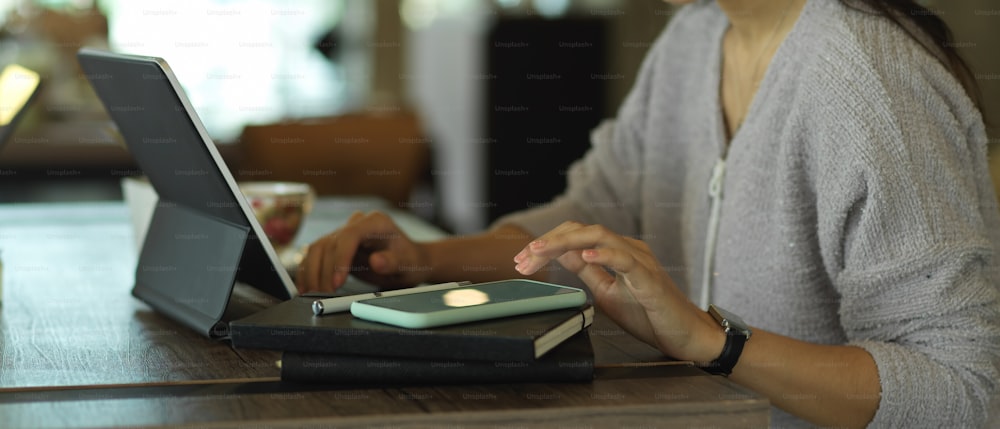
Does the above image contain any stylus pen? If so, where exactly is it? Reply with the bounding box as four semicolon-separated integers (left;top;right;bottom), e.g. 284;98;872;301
312;281;472;316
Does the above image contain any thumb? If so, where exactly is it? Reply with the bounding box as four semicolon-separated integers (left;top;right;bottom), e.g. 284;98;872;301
369;250;398;275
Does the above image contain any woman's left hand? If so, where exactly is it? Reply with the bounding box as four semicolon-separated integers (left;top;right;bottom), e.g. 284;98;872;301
513;221;724;363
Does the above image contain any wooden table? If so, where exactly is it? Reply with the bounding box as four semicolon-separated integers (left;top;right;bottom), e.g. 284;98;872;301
0;201;769;428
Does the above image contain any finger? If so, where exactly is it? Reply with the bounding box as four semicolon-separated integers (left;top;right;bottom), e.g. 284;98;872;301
554;248;587;274
581;248;639;279
513;221;587;272
513;221;581;264
368;250;397;275
575;260;616;293
582;248;668;305
569;259;659;345
324;233;361;290
549;246;619;297
346;210;365;224
299;239;328;292
517;224;628;275
318;239;347;292
299;211;397;292
294;259;306;294
295;244;309;292
567;257;639;312
588;246;688;313
324;212;397;286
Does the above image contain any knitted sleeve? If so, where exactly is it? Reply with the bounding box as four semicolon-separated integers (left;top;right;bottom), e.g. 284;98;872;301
811;20;1000;427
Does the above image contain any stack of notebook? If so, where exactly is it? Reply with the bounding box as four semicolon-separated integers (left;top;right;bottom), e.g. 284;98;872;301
230;296;596;384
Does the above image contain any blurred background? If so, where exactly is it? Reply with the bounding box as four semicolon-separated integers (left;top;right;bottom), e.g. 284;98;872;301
0;0;997;234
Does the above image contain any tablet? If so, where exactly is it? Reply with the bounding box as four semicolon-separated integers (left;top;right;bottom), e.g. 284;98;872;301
350;279;587;329
77;49;298;338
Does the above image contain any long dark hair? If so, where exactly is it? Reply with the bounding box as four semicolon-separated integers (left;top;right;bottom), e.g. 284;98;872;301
840;0;982;110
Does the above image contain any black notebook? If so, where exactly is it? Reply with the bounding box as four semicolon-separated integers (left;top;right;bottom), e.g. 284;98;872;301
230;296;594;362
280;330;594;385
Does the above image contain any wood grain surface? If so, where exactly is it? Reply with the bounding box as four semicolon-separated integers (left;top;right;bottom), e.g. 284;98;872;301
0;366;768;428
0;201;770;428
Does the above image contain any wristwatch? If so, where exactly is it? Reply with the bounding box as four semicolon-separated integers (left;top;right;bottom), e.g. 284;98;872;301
704;304;752;376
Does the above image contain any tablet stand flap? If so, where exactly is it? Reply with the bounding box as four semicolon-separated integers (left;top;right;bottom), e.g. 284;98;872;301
132;201;249;338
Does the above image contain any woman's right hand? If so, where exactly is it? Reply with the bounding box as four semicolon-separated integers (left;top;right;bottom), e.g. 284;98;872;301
296;211;430;293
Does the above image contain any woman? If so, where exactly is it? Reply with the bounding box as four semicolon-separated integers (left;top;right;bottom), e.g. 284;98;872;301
298;0;1000;427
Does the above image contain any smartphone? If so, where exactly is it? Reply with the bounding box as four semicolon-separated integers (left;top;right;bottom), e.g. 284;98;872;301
350;279;587;329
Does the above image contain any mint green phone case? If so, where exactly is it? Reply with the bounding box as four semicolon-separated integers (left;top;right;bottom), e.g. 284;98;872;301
350;279;587;329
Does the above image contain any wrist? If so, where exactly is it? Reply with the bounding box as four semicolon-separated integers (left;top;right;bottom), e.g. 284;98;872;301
690;309;728;363
416;240;440;284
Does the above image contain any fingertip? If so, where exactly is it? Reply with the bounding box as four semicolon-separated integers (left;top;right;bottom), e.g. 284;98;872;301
369;253;385;273
371;252;397;275
514;262;534;275
331;272;344;289
347;210;364;222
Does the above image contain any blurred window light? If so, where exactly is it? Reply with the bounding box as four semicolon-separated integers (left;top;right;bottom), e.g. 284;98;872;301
494;0;522;9
0;64;40;125
95;0;356;142
0;0;15;35
439;0;474;16
400;0;439;30
531;0;571;18
400;0;476;30
30;0;89;8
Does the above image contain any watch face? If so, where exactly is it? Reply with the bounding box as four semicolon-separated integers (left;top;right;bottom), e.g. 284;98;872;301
709;305;752;339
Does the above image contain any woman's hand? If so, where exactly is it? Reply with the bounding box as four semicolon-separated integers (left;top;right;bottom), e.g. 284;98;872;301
297;211;430;293
513;221;724;363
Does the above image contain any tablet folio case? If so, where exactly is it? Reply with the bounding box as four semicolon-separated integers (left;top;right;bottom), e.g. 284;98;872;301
78;50;293;338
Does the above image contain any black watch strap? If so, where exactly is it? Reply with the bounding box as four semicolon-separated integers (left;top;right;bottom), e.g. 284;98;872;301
704;305;751;377
703;329;748;376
